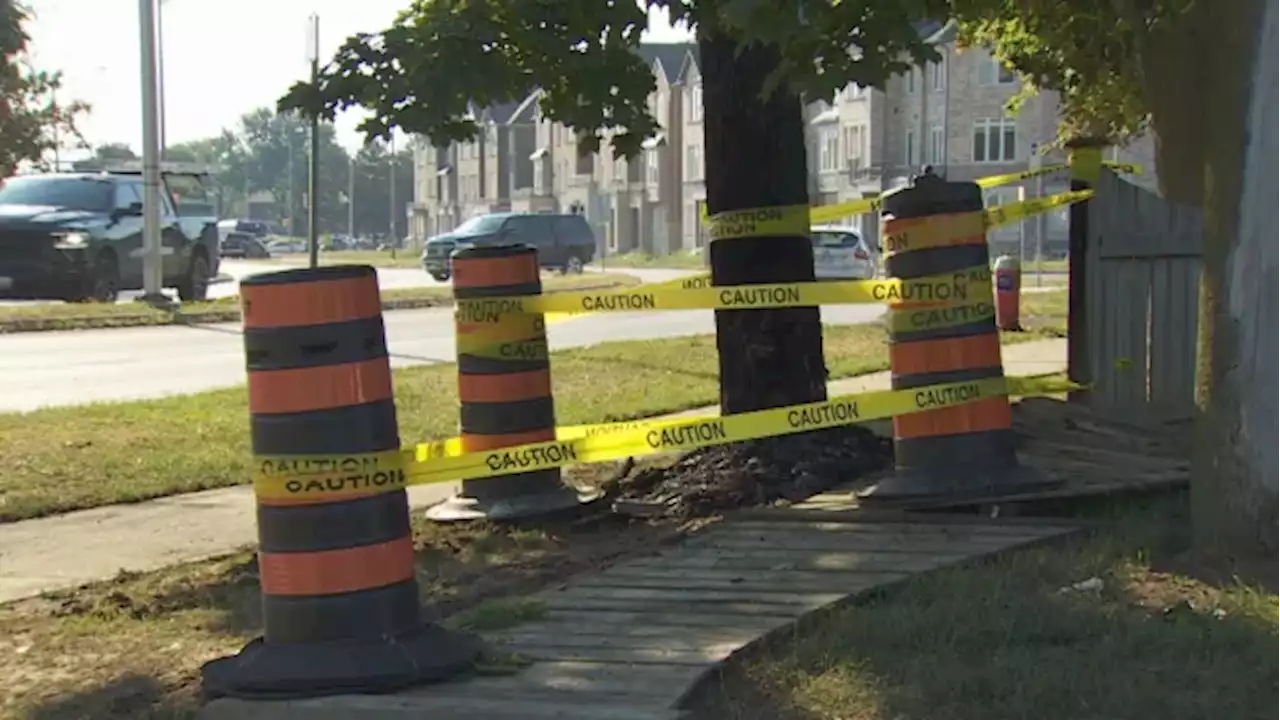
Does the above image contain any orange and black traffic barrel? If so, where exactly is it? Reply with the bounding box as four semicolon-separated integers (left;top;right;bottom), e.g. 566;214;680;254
426;244;599;521
859;172;1055;506
200;265;478;700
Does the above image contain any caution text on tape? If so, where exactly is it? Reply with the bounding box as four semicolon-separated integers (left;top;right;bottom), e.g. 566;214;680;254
458;269;993;316
253;376;1015;502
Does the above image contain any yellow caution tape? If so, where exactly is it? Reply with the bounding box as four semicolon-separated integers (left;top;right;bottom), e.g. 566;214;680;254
809;196;881;224
883;211;987;258
699;164;1089;233
984;189;1094;229
706;205;811;241
1068;146;1105;183
975;164;1069;189
1101;160;1143;175
885;298;996;334
254;376;1019;502
457;269;993;316
455;310;548;359
412;375;1081;463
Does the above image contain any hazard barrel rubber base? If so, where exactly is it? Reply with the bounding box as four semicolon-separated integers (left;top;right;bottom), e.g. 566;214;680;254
199;621;482;701
855;464;1062;510
425;485;604;522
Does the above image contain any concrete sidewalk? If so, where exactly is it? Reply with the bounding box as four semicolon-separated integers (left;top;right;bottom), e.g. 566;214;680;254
0;338;1065;605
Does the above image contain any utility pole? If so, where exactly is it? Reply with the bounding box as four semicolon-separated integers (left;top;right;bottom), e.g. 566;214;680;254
347;155;356;238
137;0;167;305
389;134;397;259
306;13;320;269
286;143;294;236
157;0;169;158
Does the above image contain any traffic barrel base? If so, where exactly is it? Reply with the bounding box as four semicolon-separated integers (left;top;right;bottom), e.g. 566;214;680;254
427;245;601;522
858;173;1058;508
200;622;483;701
200;265;480;701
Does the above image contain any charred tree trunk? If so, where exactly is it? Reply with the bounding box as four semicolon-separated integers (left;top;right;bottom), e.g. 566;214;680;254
698;31;826;415
1190;0;1278;566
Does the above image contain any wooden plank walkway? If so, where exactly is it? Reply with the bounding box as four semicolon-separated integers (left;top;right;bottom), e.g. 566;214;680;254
200;514;1077;719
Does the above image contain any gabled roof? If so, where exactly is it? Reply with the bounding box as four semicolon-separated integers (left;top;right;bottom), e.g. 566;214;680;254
676;45;701;83
637;42;696;84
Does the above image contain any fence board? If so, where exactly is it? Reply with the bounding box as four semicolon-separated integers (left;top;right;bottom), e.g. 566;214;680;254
1086;171;1203;422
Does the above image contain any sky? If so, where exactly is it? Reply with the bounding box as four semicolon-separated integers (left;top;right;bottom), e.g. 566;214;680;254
25;0;690;158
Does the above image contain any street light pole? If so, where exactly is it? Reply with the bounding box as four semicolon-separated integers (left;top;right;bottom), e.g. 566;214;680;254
137;0;166;305
306;14;320;269
389;134;397;259
156;0;168;157
348;155;356;238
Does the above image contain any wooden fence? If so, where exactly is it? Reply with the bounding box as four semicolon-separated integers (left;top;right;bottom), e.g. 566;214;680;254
1085;171;1204;421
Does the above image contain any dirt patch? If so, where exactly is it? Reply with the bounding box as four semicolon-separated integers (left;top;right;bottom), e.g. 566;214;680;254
0;464;705;720
613;426;893;519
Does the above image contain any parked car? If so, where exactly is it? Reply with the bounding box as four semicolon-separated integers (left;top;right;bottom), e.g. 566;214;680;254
809;224;879;280
0;172;218;302
421;212;596;281
268;238;308;254
219;234;271;259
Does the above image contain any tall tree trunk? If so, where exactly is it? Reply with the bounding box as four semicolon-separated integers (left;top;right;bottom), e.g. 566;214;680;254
698;31;826;414
1190;0;1278;563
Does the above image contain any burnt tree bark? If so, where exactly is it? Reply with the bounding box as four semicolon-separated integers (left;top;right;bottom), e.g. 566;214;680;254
698;31;826;415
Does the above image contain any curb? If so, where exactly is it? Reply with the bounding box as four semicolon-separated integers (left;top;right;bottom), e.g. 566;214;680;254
0;279;634;335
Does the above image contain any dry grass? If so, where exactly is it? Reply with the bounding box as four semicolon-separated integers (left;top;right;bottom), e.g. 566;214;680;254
687;493;1278;720
0;494;691;720
0;273;637;333
600;251;707;270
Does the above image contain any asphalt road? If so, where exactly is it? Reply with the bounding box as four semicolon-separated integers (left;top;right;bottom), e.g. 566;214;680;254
0;265;886;412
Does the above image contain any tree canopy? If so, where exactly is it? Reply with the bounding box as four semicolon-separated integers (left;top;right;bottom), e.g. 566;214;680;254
279;0;948;157
0;0;86;175
948;0;1203;202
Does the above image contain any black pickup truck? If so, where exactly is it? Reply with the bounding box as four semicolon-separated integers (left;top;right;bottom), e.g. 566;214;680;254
0;171;219;303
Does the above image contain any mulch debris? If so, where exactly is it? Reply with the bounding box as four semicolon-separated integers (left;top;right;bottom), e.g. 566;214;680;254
611;426;893;519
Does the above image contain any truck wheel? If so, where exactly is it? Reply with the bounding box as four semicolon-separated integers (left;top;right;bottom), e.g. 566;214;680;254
87;252;120;303
178;253;210;302
430;272;450;282
562;255;584;275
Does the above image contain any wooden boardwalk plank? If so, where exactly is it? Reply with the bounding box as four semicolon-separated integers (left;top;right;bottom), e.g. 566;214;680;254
612;549;971;573
199;517;1078;720
572;569;906;593
541;585;847;607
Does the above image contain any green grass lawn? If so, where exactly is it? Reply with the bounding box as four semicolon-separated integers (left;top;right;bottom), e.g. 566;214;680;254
0;288;1067;522
689;493;1277;720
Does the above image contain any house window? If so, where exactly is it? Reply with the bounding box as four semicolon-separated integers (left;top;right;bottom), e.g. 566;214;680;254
575;135;594;175
646;149;659;184
929;125;944;164
614;156;627;182
905;129;916;167
973;118;1018;163
819;126;840;172
685;144;703;181
689;83;703;122
929;60;945;91
905;69;915;94
977;53;1016;86
841;127;853;162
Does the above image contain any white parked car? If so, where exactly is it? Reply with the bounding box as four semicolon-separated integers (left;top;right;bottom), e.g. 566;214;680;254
810;224;879;280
